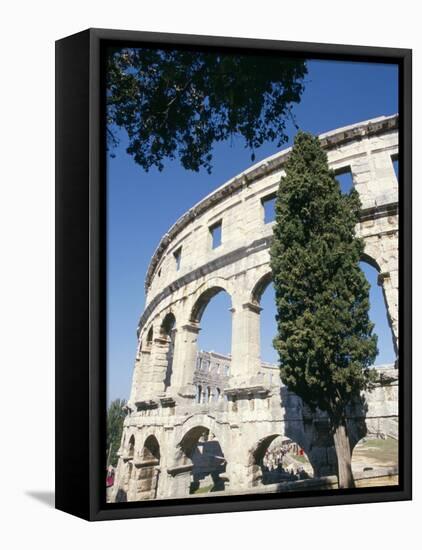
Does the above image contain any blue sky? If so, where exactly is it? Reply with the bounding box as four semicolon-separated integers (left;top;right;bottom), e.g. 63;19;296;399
107;58;398;403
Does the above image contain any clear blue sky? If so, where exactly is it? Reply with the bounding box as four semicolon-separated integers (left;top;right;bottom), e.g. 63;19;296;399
107;58;398;403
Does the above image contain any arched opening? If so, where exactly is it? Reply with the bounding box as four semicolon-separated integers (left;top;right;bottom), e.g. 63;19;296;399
177;426;226;495
191;287;232;399
160;312;176;390
252;260;397;371
251;435;313;487
133;435;161;500
259;281;278;366
190;286;228;324
360;261;396;364
146;326;153;347
251;271;272;306
127;435;135;459
351;435;398;488
251;272;279;380
141;435;160;462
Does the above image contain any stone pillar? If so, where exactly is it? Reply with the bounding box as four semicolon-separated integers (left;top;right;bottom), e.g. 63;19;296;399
129;349;152;406
170;322;200;397
161;465;193;499
115;460;133;502
224;429;255;492
129;461;160;501
163;327;176;391
378;268;399;356
229;299;262;386
111;457;128;502
230;299;245;382
370;149;399;204
148;336;171;397
351;144;397;209
242;301;262;377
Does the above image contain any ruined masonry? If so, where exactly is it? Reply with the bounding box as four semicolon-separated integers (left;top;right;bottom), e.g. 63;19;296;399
112;115;399;502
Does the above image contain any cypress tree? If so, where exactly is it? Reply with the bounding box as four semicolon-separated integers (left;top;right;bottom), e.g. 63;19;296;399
270;131;378;488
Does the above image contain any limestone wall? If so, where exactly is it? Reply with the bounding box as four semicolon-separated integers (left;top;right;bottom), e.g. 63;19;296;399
114;115;399;503
133;114;398;404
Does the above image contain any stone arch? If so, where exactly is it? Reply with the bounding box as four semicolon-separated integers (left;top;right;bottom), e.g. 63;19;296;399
137;428;164;456
141;434;160;462
250;434;280;467
250;269;279;365
160;312;176;336
251;270;273;306
178;425;211;460
361;252;382;273
127;434;135;459
179;413;224;442
190;284;232;324
359;256;397;360
145;325;153;346
188;281;233;392
137;324;153;356
129;434;161;501
249;433;314;487
158;312;176;390
175;420;227;494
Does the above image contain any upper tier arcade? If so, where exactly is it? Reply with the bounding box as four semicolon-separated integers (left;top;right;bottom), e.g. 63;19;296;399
134;115;398;400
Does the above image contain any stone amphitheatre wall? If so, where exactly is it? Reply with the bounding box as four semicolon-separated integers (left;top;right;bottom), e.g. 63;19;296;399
112;115;399;502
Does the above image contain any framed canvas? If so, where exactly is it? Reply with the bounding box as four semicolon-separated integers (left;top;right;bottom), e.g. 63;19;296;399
55;28;412;521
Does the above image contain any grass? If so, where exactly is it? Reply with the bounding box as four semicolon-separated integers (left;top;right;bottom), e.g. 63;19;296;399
191;484;214;494
353;437;398;466
293;454;310;464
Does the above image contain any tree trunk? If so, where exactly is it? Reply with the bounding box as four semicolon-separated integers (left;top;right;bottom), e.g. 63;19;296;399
333;421;355;489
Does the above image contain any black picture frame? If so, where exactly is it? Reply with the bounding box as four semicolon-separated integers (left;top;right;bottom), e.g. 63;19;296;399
55;28;412;521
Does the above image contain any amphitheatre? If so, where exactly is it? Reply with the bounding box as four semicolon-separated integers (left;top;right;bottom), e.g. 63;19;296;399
111;114;399;502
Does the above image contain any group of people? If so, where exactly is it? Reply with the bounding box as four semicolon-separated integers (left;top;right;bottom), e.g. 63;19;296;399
261;442;310;484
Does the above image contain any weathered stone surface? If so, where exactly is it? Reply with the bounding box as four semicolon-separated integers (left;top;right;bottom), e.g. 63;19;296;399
112;116;399;502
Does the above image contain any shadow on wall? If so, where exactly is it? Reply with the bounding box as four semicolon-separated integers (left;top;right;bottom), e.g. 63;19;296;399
175;426;227;494
280;385;369;478
190;439;226;493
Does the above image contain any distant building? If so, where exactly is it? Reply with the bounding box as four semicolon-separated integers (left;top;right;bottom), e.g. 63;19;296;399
193;350;279;404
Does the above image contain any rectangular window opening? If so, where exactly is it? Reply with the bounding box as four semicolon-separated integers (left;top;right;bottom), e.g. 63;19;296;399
261;194;276;224
210;220;222;249
335;166;353;194
174;247;182;271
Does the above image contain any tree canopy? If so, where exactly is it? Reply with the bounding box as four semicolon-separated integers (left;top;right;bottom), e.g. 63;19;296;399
107;398;127;467
106;47;307;173
270;131;378;487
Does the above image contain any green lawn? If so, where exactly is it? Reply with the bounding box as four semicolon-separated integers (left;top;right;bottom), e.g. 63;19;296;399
293;454;310;464
191;484;214;494
353;437;398;466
